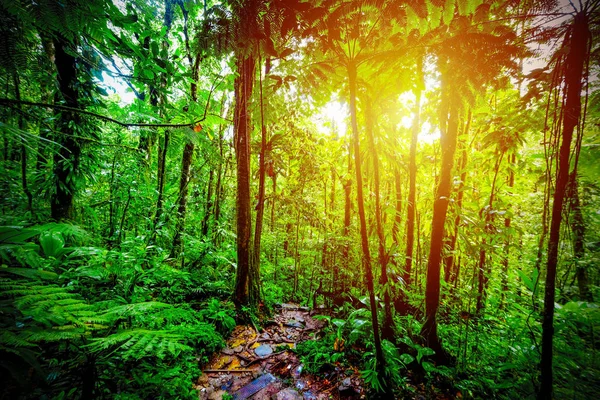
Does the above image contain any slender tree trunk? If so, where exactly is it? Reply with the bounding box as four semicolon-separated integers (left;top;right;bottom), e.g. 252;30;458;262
347;61;388;391
153;131;170;228
568;171;592;301
214;125;225;227
539;13;589;400
476;151;504;315
444;110;471;286
252;57;269;301
13;73;32;210
404;56;423;289
172;53;202;256
501;153;516;308
392;165;402;250
420;60;458;364
364;96;394;341
36;32;54;175
152;0;174;237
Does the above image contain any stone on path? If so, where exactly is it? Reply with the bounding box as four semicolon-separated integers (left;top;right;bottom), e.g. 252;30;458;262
272;387;303;400
255;344;273;357
233;373;276;400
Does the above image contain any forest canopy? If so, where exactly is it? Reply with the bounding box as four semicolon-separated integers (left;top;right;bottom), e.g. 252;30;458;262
0;0;599;399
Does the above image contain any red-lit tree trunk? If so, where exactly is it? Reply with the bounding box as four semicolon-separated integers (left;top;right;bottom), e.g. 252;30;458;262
539;12;589;400
420;60;457;364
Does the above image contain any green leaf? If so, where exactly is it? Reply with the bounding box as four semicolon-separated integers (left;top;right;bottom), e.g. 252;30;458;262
39;231;65;259
0;226;39;244
0;267;58;280
143;69;155;80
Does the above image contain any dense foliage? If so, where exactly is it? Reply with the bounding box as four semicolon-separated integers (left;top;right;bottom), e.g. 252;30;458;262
0;0;599;398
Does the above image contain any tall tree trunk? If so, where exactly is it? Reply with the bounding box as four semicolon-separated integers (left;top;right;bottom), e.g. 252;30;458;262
341;143;352;293
420;60;458;364
214;125;225;227
153;131;170;228
233;52;257;308
476;151;504;315
364;96;393;341
172;53;202;257
392;164;402;250
152;0;174;237
252;57;269;301
444;110;471;286
539;13;589;400
36;32;54;175
201;169;214;237
13;73;32;210
51;35;80;221
348;61;388;391
500;152;516;308
404;56;423;289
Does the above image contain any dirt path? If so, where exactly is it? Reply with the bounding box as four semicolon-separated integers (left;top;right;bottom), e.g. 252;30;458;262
195;304;365;400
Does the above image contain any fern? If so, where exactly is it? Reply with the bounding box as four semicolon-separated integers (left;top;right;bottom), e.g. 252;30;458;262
88;329;192;360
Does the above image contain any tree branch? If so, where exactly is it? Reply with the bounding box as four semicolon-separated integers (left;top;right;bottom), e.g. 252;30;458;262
0;98;228;128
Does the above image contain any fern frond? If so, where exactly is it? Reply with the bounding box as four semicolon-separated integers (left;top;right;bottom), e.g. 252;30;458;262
88;329;192;360
0;330;37;348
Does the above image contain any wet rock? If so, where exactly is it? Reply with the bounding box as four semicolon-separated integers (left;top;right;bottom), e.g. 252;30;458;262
272;388;303;400
285;320;303;328
338;377;352;392
234;345;244;353
233;373;276;399
222;348;235;355
255;344;273;357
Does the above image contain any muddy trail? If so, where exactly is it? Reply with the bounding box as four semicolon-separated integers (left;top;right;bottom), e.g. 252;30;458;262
196;304;365;400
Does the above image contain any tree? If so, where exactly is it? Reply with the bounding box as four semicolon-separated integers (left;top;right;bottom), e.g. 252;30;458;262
539;9;591;400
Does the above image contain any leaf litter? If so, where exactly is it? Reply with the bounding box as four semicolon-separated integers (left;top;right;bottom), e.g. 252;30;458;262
196;303;365;399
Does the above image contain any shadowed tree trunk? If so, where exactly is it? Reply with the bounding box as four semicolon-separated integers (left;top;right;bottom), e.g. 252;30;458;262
568;171;592;301
51;35;80;221
539;12;589;400
13;73;32;211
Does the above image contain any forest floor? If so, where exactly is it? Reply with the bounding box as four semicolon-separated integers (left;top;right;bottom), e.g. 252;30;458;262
195;303;366;399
